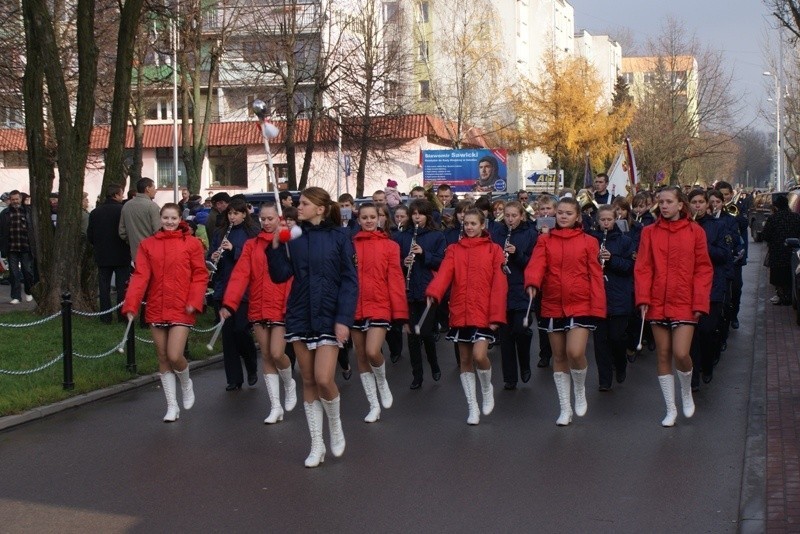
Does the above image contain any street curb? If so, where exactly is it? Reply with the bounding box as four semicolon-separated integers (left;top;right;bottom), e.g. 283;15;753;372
0;355;223;433
738;254;766;533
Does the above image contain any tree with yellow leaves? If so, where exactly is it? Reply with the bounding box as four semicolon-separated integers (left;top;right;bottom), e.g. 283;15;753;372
512;51;633;189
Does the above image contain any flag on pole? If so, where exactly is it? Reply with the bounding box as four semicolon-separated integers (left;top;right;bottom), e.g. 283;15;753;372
607;137;638;199
583;152;593;189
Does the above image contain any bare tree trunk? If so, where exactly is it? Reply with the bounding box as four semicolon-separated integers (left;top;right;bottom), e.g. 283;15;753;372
23;0;98;313
101;0;145;193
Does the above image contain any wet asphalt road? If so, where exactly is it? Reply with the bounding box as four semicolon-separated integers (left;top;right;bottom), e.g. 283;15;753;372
0;247;765;533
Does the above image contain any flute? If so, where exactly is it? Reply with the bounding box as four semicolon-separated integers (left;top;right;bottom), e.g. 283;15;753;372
405;224;419;292
206;225;232;273
502;225;512;275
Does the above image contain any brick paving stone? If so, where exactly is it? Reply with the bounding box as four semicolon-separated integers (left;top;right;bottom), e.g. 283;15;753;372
764;259;800;533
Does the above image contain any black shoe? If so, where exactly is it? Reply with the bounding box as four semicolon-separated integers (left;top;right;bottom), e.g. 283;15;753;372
691;384;700;393
247;373;258;386
702;371;713;384
504;382;517;390
432;368;442;381
599;384;612;392
537;357;550;368
342;366;352;380
616;368;627;383
390;353;401;363
646;340;655;352
626;350;637;363
731;319;739;329
720;342;727;352
226;383;242;391
521;369;531;383
410;379;422;389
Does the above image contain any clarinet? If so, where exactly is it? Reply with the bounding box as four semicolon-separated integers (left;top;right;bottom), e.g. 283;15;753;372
600;228;608;280
502;225;512;275
405;224;419;292
206;225;232;273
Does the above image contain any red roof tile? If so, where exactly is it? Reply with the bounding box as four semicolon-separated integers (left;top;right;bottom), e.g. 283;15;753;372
1;114;489;151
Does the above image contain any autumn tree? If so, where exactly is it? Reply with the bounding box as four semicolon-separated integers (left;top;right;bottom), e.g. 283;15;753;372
514;51;633;189
626;17;741;187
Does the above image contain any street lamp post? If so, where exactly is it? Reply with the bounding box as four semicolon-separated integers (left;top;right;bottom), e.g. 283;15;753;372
763;71;782;191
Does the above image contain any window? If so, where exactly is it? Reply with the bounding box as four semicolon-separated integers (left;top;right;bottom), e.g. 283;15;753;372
208;146;247;188
0;105;23;127
270;163;290;190
418;40;428;61
156;147;188;189
419;80;430;101
418;1;429;23
622;72;633;85
383;1;398;23
148;99;170;120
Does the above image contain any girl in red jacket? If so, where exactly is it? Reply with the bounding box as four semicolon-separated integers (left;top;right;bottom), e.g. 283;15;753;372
634;186;713;427
221;203;296;424
524;197;606;426
123;203;209;422
427;208;507;425
351;203;409;422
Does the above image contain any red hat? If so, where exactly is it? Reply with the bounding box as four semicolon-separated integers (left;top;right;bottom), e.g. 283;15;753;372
386;179;398;188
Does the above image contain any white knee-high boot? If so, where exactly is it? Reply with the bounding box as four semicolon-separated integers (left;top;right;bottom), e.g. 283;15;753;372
174;368;194;410
159;372;180;422
553;372;572;426
263;374;284;424
676;369;695;418
476;367;494;416
460;372;480;425
277;366;297;412
303;401;325;467
658;374;678;427
360;373;381;423
571;367;588;417
370;363;393;409
321;396;346;457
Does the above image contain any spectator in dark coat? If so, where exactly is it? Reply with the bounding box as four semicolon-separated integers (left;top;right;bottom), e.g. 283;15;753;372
762;195;800;305
87;185;132;323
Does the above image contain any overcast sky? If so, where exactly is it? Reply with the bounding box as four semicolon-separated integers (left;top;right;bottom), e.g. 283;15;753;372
570;0;778;132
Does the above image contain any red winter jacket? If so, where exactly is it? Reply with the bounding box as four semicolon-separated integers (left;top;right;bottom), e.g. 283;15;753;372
524;227;606;319
222;231;292;322
426;234;507;327
122;224;208;325
634;216;713;321
353;230;408;322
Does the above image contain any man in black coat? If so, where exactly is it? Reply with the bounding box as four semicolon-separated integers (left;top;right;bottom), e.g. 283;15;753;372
87;184;131;323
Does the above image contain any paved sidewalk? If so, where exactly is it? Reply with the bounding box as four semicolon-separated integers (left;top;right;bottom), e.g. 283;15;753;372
764;265;800;532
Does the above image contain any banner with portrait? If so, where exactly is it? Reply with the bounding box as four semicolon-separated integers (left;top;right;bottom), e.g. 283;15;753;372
422;149;508;193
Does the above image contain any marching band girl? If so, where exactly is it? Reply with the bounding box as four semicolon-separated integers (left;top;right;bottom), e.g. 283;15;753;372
444;200;472;245
267;187;358;467
491;201;537;390
591;205;635;391
634;186;712;427
688;189;733;388
524;197;606;426
208;198;261;391
351;203;409;422
396;199;446;389
708;189;741;352
427;208;507;424
221;203;296;424
123;203;208;422
386;205;410;363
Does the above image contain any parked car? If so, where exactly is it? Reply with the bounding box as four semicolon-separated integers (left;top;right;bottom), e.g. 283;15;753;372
749;190;800;242
243;191;301;211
